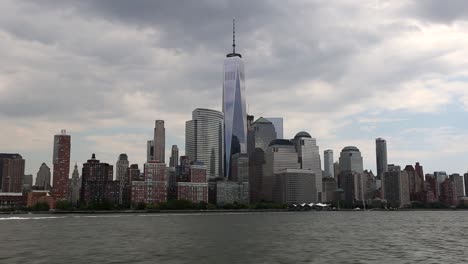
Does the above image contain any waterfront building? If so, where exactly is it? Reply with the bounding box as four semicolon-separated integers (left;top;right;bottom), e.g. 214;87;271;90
0;192;25;209
146;140;154;162
420;174;437;204
131;161;167;206
35;163;51;190
80;154;118;205
154;120;165;163
363;170;377;200
0;153;25;193
116;154;130;206
264;117;283;139
223;20;247;178
434;171;448;199
52;130;71;199
292;131;322;200
176;163;208;203
169;145;179;168
324;149;334;178
449;174;464;198
440;177;457;207
216;180;249;205
262;139;300;202
185;108;224;179
167;167;177;200
375;138;388;180
27;190;55;209
128;164;141;182
384;165;410;208
68;163;81;206
404;165;423;201
273;169;316;204
322;177;337;203
464;173;468;198
339;171;365;207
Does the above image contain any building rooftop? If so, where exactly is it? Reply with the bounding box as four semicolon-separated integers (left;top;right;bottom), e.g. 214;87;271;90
268;139;294;147
294;131;311;139
342;146;360;152
253;117;273;124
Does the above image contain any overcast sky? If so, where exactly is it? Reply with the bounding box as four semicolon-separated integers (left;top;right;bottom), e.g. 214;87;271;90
2;0;468;178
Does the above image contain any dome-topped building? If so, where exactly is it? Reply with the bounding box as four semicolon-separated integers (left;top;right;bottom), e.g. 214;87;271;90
339;146;363;173
294;131;312;139
291;131;322;201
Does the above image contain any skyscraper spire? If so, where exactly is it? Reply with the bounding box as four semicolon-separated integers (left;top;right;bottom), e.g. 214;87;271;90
232;18;236;54
227;19;241;58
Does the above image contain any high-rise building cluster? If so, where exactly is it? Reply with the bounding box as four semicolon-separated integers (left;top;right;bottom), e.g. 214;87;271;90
1;21;468;211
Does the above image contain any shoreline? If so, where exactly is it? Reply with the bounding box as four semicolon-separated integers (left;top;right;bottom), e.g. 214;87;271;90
1;208;467;215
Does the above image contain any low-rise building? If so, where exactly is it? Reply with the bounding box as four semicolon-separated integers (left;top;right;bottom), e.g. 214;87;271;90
216;181;249;205
0;192;25;209
273;169;316;204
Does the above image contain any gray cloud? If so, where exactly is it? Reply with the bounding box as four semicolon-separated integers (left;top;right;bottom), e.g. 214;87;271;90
2;0;468;174
404;0;468;23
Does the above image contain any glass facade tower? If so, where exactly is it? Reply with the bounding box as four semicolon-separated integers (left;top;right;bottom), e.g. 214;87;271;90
223;20;247;177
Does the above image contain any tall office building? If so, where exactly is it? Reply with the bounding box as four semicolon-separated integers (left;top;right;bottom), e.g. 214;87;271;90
68;163;81;206
324;149;334;178
340;171;365;207
186;108;224;179
223;20;247;178
449;174;464;198
384;165;410;208
464;173;468;198
169;145;179;168
35;163;51;190
52;130;71;199
440;177;457;207
116;154;130;205
0;154;25;193
339;146;363;174
262;139;300;201
292;132;323;201
247;117;277;153
375;138;387;180
404;165;422;201
247;117;277;203
146;140;154;162
264;117;284;139
154;120;165;163
434;171;448;198
339;146;364;206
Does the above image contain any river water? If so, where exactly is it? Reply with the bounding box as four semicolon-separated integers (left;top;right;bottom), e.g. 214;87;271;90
0;211;466;263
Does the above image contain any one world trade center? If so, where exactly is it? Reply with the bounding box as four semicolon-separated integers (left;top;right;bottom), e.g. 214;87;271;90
223;19;247;178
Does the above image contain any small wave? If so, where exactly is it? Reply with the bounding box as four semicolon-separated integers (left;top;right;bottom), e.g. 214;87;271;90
73;215;132;218
0;216;66;221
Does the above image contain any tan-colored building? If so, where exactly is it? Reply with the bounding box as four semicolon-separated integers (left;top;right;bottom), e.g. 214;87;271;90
27;191;55;209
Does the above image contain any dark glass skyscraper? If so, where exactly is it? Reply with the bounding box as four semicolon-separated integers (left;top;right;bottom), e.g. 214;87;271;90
375;138;388;179
223;20;247;177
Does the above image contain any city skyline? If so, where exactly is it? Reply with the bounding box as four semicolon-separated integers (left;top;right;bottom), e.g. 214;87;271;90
2;1;468;176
